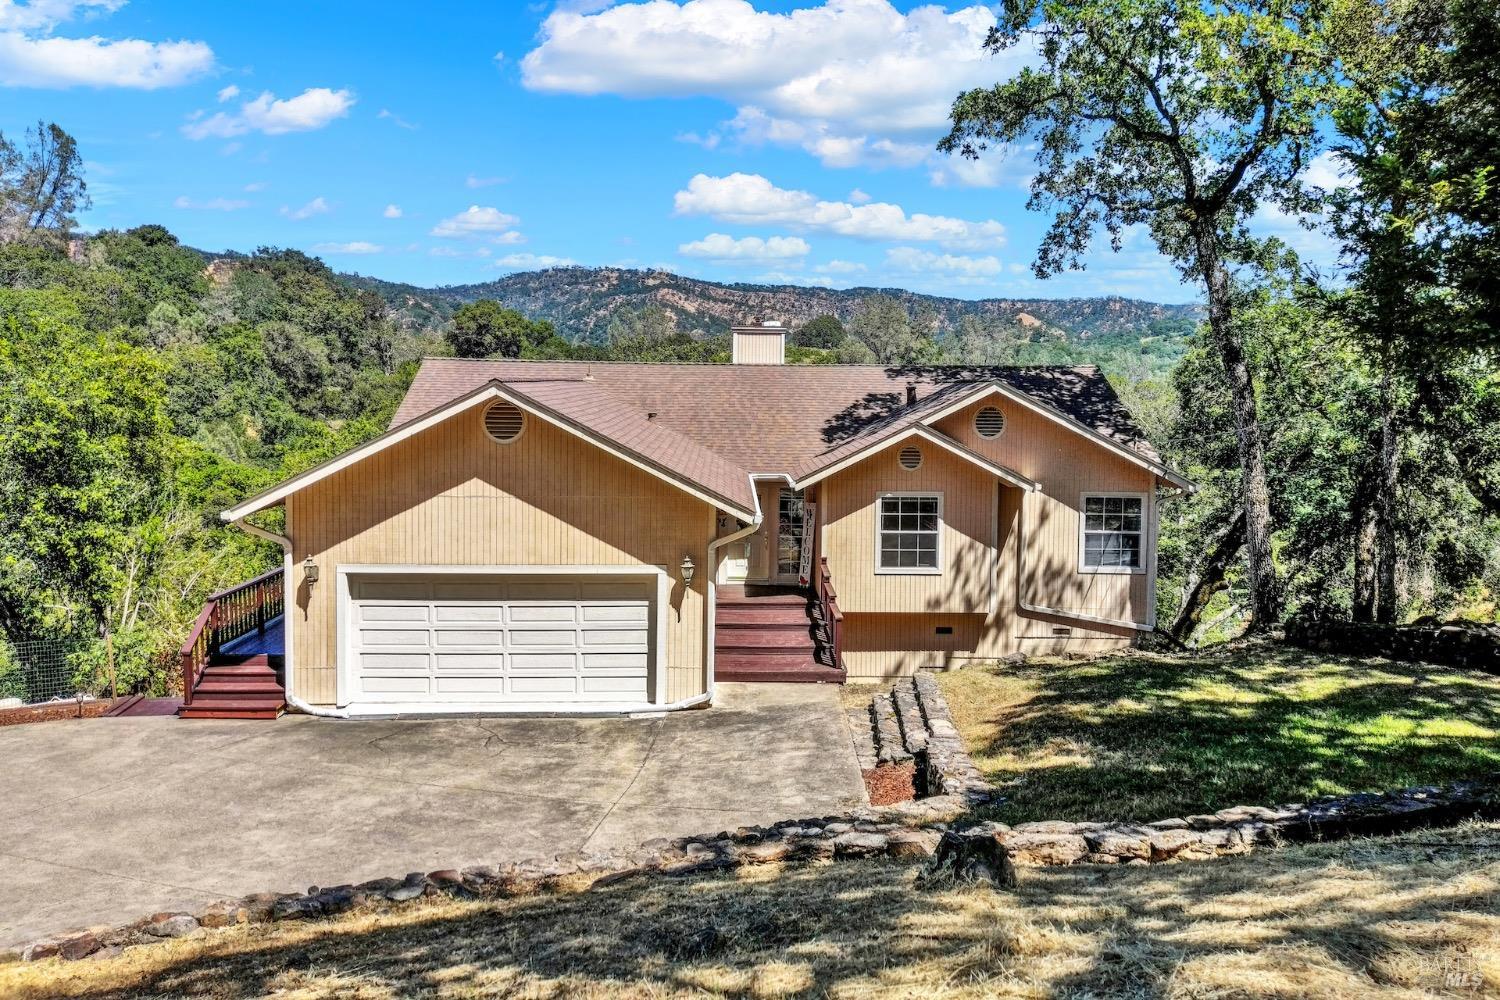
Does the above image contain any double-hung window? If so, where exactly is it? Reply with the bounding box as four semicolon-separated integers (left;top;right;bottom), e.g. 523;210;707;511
877;493;941;573
1081;494;1146;572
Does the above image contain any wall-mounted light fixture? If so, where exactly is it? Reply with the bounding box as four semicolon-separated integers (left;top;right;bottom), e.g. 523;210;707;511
302;555;320;588
679;554;696;587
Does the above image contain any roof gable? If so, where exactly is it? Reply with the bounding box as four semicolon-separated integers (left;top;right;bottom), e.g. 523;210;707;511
221;379;758;524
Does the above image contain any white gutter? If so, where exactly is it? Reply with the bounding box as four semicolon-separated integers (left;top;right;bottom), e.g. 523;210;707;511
229;518;350;719
1014;492;1156;634
703;473;775;705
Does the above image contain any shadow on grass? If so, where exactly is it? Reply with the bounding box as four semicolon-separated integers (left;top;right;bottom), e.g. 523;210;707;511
956;643;1500;824
29;835;1500;999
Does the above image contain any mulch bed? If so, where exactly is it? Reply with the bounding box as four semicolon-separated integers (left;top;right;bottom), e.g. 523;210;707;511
863;762;917;806
0;699;115;727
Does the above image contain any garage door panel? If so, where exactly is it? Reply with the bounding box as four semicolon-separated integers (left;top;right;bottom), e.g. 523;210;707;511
433;629;504;647
581;604;648;623
510;653;577;672
434;653;504;672
362;675;430;694
582;629;648;646
360;629;430;647
349;575;653;707
358;604;429;623
507;604;577;623
508;582;580;603
433;605;502;623
359;652;429;671
433;582;508;602
436;676;503;694
359;581;430;601
511;676;578;695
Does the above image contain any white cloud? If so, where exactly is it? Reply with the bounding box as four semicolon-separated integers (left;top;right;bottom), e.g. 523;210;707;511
884;246;1004;282
678;233;809;262
430;205;521;239
173;195;248;211
927;149;1027;189
816;259;866;274
465;174;505;189
280;196;330;220
1303;150;1349;191
216;83;238;102
377;108;417;130
521;0;1034;170
847;188;871;205
673;173;1005;249
0;31;213;89
183;87;355;139
242;180;267;192
382;203;402;219
314;241;383;255
495;253;576;270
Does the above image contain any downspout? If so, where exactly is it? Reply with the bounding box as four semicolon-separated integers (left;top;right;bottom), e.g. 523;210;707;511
229;517;350;719
703;473;783;704
1014;491;1157;634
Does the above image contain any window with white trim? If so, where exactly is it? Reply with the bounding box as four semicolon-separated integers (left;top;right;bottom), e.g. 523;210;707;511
1081;494;1145;571
878;493;941;572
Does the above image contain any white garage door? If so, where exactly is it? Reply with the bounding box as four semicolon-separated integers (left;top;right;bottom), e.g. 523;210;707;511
347;576;653;707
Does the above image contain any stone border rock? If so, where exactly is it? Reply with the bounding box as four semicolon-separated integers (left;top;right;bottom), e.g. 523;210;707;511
1286;618;1500;674
847;672;995;807
9;773;1494;965
930;778;1500;875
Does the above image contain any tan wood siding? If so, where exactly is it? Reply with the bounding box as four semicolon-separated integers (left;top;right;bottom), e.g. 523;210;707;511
820;440;997;615
286;406;714;706
828;395;1153;678
931;396;1156;625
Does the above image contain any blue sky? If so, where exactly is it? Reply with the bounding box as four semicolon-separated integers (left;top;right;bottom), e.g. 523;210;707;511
1;0;1330;302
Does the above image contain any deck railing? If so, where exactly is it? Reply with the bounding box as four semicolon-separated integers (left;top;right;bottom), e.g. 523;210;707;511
818;556;844;671
179;568;284;705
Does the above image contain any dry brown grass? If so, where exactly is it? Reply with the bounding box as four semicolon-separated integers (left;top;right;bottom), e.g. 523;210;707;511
6;825;1499;999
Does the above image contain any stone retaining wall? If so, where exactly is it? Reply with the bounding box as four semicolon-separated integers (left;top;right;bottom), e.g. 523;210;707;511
942;778;1500;870
847;672;994;804
1286;618;1499;673
9;772;1494;965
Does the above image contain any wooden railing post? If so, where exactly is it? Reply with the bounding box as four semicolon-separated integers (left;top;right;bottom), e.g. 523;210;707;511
178;568;285;702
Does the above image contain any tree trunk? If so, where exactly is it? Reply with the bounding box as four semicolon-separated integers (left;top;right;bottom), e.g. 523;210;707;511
1193;226;1281;628
1351;481;1378;623
1167;510;1246;644
1373;366;1401;624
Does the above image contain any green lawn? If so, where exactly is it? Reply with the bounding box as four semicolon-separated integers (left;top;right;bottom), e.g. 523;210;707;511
937;640;1500;824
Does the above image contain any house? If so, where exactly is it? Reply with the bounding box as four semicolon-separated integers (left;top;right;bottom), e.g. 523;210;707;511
187;320;1189;719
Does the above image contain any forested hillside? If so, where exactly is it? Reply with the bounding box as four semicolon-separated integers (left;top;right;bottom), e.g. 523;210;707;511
351;266;1201;380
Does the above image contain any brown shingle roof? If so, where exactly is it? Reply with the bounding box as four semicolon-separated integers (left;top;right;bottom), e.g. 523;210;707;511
392;359;1164;484
496;377;757;515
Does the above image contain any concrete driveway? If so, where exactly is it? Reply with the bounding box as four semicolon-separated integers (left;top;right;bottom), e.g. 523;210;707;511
0;683;865;948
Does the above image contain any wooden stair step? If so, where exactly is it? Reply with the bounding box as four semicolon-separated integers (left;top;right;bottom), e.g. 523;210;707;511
201;665;279;679
209;653;279;667
717;659;846;684
716;607;815;627
717;592;810;608
194;681;285;696
715;633;816;653
178;707;282;720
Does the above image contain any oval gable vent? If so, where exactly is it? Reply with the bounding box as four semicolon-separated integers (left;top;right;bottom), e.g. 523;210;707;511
975;405;1006;439
483;400;525;443
898;445;923;471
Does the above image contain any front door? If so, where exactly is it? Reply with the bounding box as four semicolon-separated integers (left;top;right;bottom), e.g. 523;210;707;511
774;489;807;585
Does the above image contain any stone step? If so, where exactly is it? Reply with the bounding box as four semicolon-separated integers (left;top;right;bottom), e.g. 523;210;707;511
846;706;880;771
870;692;910;764
891;678;929;754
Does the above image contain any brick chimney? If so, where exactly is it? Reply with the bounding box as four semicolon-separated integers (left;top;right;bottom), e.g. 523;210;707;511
731;320;787;365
